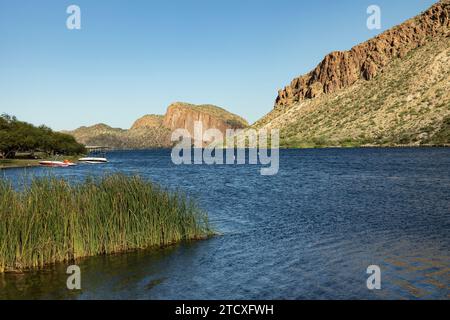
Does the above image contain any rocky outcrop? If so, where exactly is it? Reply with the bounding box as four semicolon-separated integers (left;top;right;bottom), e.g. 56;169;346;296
275;0;450;108
131;115;164;130
163;102;248;137
65;103;248;149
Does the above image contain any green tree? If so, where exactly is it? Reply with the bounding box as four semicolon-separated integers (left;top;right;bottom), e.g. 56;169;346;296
0;114;86;158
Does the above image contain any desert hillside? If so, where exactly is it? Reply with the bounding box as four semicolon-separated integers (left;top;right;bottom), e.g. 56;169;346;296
65;102;248;149
255;0;450;147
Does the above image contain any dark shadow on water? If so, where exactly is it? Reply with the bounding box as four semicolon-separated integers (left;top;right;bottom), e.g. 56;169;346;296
0;241;203;300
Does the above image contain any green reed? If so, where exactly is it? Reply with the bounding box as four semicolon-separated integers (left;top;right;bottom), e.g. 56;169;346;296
0;174;213;272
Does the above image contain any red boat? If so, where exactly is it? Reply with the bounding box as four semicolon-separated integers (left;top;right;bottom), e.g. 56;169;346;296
39;160;76;167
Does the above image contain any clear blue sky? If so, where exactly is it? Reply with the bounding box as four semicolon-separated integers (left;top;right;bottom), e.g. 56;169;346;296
0;0;437;130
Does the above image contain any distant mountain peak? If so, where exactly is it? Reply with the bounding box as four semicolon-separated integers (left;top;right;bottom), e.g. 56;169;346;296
65;102;248;149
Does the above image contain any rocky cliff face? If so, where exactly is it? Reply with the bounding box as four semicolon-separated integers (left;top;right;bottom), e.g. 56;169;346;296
275;0;450;108
65;103;248;149
163;102;248;137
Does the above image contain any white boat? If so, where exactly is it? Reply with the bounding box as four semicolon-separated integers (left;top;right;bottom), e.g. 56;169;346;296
78;157;108;164
79;146;109;164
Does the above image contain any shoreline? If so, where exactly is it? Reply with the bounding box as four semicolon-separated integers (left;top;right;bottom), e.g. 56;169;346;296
2;235;213;274
0;159;41;170
0;156;82;170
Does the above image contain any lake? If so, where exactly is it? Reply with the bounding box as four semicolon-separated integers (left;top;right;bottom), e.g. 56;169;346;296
0;148;449;300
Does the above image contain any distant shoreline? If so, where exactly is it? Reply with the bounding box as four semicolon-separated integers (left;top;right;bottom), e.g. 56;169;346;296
280;144;450;150
2;145;450;171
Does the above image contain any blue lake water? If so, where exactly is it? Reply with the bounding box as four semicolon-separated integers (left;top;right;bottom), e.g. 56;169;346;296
0;148;449;299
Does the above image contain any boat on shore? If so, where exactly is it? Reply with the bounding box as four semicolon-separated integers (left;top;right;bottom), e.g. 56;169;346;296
39;160;77;167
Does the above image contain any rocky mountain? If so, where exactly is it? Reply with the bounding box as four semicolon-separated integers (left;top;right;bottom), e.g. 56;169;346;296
275;0;450;108
163;102;248;137
255;0;450;147
65;102;248;149
131;114;165;130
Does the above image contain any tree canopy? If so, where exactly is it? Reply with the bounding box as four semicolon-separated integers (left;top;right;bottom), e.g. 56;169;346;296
0;114;86;158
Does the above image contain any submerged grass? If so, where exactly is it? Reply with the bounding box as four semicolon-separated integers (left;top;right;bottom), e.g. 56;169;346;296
0;173;213;272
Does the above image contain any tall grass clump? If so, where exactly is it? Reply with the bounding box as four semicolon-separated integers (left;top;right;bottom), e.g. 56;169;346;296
0;174;213;272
